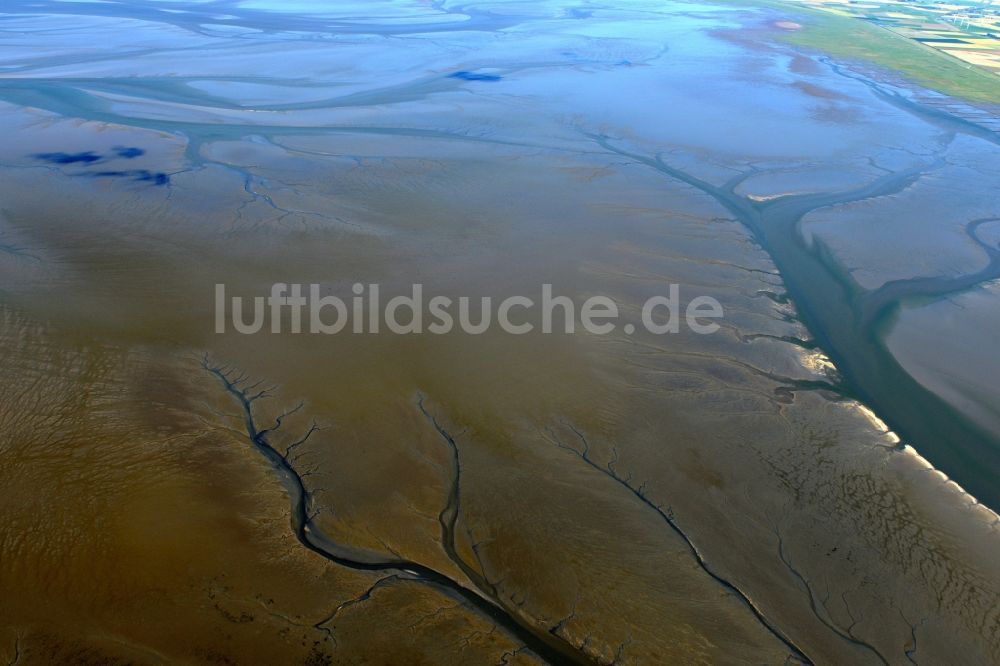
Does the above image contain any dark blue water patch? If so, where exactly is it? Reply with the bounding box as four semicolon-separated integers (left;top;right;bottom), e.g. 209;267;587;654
114;146;145;159
34;151;101;165
449;70;502;82
140;171;170;186
93;169;169;186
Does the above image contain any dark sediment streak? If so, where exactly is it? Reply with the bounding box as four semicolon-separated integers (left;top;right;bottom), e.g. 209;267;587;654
201;357;596;666
591;114;1000;514
820;56;1000;150
859;217;1000;329
542;423;813;665
773;530;890;665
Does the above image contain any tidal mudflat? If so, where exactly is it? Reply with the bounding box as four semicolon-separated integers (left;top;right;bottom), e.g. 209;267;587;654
1;1;999;664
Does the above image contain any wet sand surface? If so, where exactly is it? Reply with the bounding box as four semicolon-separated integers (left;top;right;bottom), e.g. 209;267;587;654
1;1;999;664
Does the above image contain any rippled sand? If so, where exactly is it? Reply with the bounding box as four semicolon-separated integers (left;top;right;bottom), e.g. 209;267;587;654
1;1;999;664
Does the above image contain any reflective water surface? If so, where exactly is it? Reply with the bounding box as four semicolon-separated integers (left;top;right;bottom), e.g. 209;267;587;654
1;1;999;664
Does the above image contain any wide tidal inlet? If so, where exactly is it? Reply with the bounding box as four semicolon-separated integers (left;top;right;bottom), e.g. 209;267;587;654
1;1;999;664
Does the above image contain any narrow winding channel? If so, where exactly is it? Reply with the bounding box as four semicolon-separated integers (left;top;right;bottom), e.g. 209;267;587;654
592;85;1000;511
202;358;595;666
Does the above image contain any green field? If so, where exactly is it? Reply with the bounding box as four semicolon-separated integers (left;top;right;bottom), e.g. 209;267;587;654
736;0;1000;103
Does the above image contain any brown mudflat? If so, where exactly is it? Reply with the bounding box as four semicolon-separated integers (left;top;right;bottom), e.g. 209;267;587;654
1;1;998;664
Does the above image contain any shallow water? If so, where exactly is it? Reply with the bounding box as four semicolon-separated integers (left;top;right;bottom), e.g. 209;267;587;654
1;1;999;664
